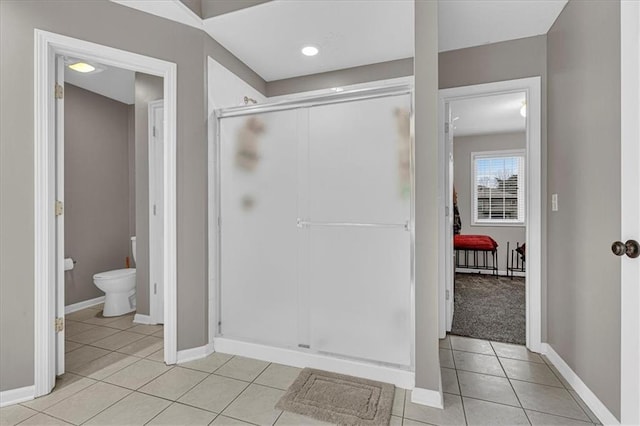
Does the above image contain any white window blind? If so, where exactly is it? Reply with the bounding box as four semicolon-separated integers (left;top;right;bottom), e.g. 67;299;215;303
472;150;525;225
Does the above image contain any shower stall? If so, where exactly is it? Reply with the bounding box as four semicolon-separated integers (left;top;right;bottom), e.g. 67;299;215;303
212;86;415;386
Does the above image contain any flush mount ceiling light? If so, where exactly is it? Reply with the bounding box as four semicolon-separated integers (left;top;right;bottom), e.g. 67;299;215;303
68;62;96;73
520;101;527;118
301;46;319;56
331;87;344;92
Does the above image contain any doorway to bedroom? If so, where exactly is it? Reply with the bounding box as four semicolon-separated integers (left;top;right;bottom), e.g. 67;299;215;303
449;92;527;345
439;77;542;353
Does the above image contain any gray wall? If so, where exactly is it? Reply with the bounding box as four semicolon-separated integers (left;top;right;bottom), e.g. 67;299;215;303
266;58;414;97
547;0;621;419
134;74;163;316
201;0;271;19
453;132;527;269
64;84;133;306
414;0;441;393
440;35;549;340
179;0;202;18
0;0;262;392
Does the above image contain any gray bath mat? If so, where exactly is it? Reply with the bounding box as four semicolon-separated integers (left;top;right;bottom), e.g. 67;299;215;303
275;368;395;426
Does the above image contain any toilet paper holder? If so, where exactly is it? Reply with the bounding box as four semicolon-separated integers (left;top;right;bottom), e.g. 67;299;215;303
64;257;77;271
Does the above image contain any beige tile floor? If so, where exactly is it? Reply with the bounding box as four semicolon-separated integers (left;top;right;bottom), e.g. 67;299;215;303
1;307;602;425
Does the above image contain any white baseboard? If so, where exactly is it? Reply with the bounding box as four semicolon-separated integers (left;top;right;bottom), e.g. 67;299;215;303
64;296;105;314
455;268;525;277
411;386;443;409
541;343;618;425
177;343;215;364
133;314;155;325
214;337;415;389
0;385;35;408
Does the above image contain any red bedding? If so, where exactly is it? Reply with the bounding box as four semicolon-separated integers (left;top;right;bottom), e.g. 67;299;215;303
454;235;498;251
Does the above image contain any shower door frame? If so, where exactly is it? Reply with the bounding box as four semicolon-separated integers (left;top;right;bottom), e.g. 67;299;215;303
210;84;417;386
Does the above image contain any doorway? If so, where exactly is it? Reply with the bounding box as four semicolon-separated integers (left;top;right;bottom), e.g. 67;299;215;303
33;30;178;397
438;77;542;353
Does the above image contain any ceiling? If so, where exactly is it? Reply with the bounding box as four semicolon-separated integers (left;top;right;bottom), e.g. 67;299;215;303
450;92;526;137
113;0;567;82
203;1;414;81
64;61;135;105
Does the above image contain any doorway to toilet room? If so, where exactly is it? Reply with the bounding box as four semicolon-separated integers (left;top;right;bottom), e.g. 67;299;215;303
34;30;178;398
61;58;165;376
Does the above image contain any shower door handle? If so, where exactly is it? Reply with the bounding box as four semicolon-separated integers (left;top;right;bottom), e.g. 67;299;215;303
297;219;410;231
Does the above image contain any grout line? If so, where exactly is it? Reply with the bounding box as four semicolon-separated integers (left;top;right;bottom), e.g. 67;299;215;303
272;409;285;425
12;408;39;425
49;380;134;425
495;351;532;425
524;407;598;425
449;342;469;425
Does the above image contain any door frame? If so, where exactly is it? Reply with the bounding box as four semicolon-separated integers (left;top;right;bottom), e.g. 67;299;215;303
620;1;640;423
437;77;543;353
34;29;178;397
148;100;164;325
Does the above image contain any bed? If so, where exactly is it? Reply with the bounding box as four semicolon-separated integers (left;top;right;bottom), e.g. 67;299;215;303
454;235;499;275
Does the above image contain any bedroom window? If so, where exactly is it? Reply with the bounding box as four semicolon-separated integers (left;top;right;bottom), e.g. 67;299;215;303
472;150;525;225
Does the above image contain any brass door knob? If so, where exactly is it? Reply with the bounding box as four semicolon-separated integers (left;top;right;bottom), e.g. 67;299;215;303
611;240;640;258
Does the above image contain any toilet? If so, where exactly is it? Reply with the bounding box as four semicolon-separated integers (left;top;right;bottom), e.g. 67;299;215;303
93;236;137;317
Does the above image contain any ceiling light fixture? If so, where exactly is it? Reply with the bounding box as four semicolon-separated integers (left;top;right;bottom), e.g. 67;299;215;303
520;101;527;118
331;87;344;92
68;62;96;73
301;46;319;56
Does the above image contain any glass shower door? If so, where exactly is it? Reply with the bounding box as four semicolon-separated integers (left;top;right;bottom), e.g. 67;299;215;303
219;109;301;348
301;94;413;367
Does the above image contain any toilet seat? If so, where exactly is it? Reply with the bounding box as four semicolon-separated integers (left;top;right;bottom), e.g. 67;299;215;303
94;268;136;281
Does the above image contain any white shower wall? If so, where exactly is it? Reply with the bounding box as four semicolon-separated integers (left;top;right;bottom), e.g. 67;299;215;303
217;92;413;370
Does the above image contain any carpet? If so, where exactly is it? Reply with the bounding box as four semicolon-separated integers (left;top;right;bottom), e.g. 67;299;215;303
451;273;525;345
276;368;395;426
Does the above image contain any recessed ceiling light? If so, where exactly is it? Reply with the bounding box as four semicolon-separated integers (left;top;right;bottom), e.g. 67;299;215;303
301;46;319;56
331;87;344;92
68;62;96;73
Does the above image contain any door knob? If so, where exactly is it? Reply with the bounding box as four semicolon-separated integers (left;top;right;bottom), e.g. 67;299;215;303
611;240;640;258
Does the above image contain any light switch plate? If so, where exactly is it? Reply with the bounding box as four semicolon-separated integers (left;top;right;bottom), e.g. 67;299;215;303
551;194;558;211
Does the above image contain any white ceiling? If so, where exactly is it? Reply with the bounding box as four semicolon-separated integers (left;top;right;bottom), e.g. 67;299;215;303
65;62;135;105
203;1;414;81
112;0;567;82
450;92;526;137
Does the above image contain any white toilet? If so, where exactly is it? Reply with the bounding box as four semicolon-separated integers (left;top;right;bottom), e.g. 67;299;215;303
94;236;137;317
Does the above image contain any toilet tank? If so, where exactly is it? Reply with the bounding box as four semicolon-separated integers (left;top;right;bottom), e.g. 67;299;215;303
131;236;136;264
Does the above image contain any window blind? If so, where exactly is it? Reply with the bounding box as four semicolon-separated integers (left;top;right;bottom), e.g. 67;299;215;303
472;151;525;224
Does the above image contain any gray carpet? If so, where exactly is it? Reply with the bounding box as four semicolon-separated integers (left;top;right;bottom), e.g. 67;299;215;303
276;368;395;426
451;273;525;345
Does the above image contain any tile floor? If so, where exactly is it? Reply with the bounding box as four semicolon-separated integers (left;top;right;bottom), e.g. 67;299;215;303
1;307;602;425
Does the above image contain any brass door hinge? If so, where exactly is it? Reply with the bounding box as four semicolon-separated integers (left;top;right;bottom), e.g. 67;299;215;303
55;84;64;99
55;200;64;216
55;317;64;332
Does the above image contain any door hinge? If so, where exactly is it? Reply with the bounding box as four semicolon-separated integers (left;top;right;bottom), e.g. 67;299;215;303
445;206;450;216
446;289;450;300
154;283;157;295
55;84;64;99
153;126;156;137
55;317;64;332
444;122;450;133
55;200;64;216
153;204;157;216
